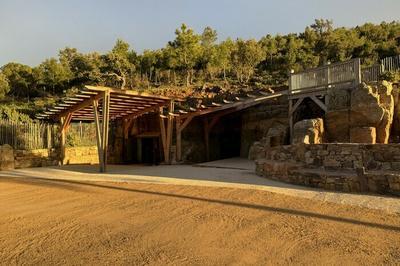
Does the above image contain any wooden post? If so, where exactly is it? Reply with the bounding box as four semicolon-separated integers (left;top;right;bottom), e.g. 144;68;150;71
60;113;72;165
101;90;110;172
159;108;168;163
60;117;65;165
92;99;103;169
176;118;181;162
354;58;361;86
47;124;51;150
289;99;293;145
165;101;174;164
203;118;210;161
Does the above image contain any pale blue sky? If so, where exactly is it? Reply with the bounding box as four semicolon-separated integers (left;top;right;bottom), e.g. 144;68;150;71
0;0;399;66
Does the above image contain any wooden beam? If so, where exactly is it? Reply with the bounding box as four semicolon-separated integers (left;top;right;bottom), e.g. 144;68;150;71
290;97;304;115
159;108;168;163
60;113;72;165
92;99;103;167
176;118;182;162
204;118;210;161
100;90;110;172
179;90;289;119
85;85;178;101
58;93;103;118
310;95;327;112
165;101;174;164
289;99;294;145
178;115;194;132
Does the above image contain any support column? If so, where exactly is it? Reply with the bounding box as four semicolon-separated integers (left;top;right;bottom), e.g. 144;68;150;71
60;113;72;165
165;101;174;164
92;99;103;168
60;117;65;165
203;118;210;161
176;118;181;162
159;108;168;163
289;99;293;145
100;90;110;172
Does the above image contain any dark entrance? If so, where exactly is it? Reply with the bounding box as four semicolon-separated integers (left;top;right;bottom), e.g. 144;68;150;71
209;113;242;160
123;136;160;165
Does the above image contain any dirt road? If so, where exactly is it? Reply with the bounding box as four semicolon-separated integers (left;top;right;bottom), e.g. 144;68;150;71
1;176;399;265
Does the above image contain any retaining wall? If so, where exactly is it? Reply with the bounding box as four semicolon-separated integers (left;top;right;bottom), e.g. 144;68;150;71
255;144;400;195
0;145;99;170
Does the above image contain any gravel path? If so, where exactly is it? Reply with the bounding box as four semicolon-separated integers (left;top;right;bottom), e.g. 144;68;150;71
1;158;399;214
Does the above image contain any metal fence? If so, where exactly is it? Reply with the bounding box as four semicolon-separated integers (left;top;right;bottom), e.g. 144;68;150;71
0;119;97;150
289;58;361;94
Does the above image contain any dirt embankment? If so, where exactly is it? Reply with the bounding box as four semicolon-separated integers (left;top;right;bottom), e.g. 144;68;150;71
0;177;399;265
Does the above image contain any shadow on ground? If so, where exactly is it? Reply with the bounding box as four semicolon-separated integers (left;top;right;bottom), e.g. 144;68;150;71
1;175;400;233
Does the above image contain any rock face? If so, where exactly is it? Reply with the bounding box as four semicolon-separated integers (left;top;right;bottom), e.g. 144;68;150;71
0;144;14;170
350;127;376;143
325;82;395;143
391;84;400;142
248;122;288;160
293;118;324;144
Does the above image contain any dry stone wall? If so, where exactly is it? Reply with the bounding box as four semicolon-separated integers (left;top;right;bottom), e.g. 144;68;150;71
255;143;400;195
0;144;99;170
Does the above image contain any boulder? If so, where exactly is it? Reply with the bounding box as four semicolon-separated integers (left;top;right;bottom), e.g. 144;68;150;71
326;82;395;143
325;110;350;142
264;122;288;147
0;144;14;170
293;118;324;144
350;127;376;143
350;82;394;143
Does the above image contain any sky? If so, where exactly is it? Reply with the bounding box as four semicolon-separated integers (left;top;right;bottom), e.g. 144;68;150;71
0;0;399;66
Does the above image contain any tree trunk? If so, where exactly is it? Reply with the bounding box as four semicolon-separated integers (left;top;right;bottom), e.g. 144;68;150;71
186;70;190;87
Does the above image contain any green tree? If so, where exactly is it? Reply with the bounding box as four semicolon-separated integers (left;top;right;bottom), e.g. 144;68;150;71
168;24;201;86
231;39;265;83
1;63;34;100
37;58;72;94
0;73;10;98
101;39;135;89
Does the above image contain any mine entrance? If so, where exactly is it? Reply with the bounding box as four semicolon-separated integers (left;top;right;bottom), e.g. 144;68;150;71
209;113;242;161
124;136;161;165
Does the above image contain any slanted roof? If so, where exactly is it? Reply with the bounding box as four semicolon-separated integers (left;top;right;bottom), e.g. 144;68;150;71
37;85;174;121
173;90;289;119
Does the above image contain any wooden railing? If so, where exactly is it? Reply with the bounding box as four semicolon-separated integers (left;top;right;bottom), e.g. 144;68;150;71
0;120;96;150
0;120;58;150
362;55;400;82
289;58;361;95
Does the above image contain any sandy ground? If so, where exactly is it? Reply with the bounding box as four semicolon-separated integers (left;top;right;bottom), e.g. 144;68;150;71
1;175;400;265
1;159;400;213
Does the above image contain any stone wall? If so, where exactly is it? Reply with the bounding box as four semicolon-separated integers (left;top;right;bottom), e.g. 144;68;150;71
0;144;14;170
14;149;59;168
255;143;400;195
0;144;99;170
63;146;99;165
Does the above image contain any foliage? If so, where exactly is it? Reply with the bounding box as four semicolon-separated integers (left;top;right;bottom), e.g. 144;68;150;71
379;70;400;82
0;19;399;118
0;73;10;98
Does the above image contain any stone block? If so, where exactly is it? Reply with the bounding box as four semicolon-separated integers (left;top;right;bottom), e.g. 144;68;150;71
350;127;376;144
323;158;341;168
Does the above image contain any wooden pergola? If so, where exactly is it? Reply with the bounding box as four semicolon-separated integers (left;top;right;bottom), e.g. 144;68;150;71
38;85;174;172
